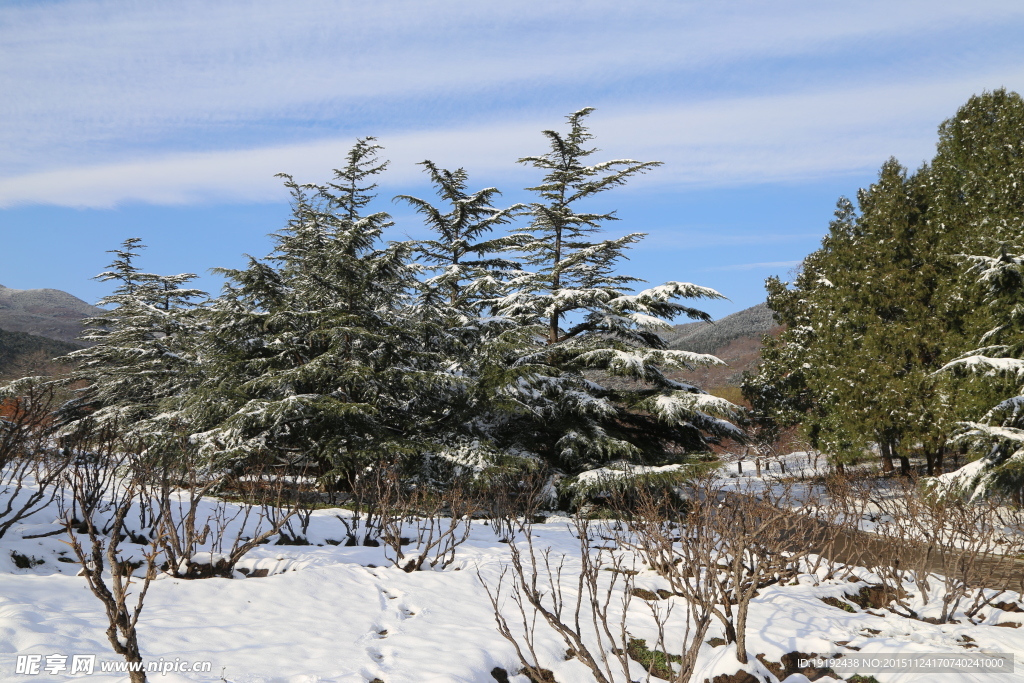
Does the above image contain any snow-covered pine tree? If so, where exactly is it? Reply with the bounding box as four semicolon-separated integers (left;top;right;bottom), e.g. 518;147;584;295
177;140;453;479
939;244;1024;502
59;238;207;440
397;161;522;312
393;163;532;474
496;108;742;473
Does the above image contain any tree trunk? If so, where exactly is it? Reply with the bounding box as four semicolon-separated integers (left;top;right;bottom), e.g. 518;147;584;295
736;599;749;664
723;619;737;645
898;455;911;476
549;224;562;345
925;450;935;476
879;441;895;473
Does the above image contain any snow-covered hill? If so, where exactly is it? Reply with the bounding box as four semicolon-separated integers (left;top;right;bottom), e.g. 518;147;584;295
0;284;102;344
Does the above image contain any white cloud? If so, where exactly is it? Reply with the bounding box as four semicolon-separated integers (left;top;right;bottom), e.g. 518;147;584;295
2;0;1023;177
704;261;802;272
636;232;823;250
3;70;1021;208
0;123;542;208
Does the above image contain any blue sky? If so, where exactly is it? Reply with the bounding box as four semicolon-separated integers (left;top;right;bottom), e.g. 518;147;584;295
2;1;1023;319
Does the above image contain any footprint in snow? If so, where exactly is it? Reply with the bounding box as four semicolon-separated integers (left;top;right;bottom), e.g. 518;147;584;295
366;645;396;669
376;585;403;611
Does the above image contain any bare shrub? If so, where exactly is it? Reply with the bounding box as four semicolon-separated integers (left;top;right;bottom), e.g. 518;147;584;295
195;464;302;577
481;509;714;683
280;483;319;544
150;444;222;578
856;476;1024;622
62;441;162;683
481;515;632;682
617;486;719;681
479;469;551;543
0;378;74;538
811;471;874;581
132;441;305;579
334;461;399;546
385;481;477;572
625;477;842;665
333;461;479;571
704;482;819;663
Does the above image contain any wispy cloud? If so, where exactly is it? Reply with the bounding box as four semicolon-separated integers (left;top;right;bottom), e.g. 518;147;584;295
0;123;541;208
636;232;823;250
704;260;802;272
3;69;1021;208
2;1;1023;206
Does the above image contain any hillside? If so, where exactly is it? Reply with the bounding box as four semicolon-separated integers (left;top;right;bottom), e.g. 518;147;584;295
663;302;782;397
0;284;103;343
662;302;777;355
0;327;80;378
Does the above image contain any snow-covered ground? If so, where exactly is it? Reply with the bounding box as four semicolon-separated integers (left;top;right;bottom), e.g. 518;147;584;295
717;451;833;482
2;479;1024;683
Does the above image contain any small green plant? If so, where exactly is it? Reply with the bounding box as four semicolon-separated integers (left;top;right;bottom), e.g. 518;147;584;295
624;637;681;680
820;596;857;613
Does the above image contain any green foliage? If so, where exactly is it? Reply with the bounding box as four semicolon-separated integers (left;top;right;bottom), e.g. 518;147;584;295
496;108;742;469
560;460;716;506
394;161;533;471
173;139;444;475
939;246;1024;500
28;111;742;492
820;596;857;613
744;89;1024;483
58;237;207;440
623;637;681;680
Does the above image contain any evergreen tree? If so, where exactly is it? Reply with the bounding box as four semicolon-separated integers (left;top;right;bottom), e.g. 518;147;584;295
393;162;532;473
927;88;1024;442
396;161;522;313
746;161;951;473
746;90;1024;478
48;115;749;489
939;245;1024;501
177;140;451;477
930;89;1024;262
59;238;206;438
496;108;742;470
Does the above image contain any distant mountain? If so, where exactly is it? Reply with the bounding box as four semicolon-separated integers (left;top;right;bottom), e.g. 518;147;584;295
662;303;782;397
0;284;103;344
662;303;777;355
